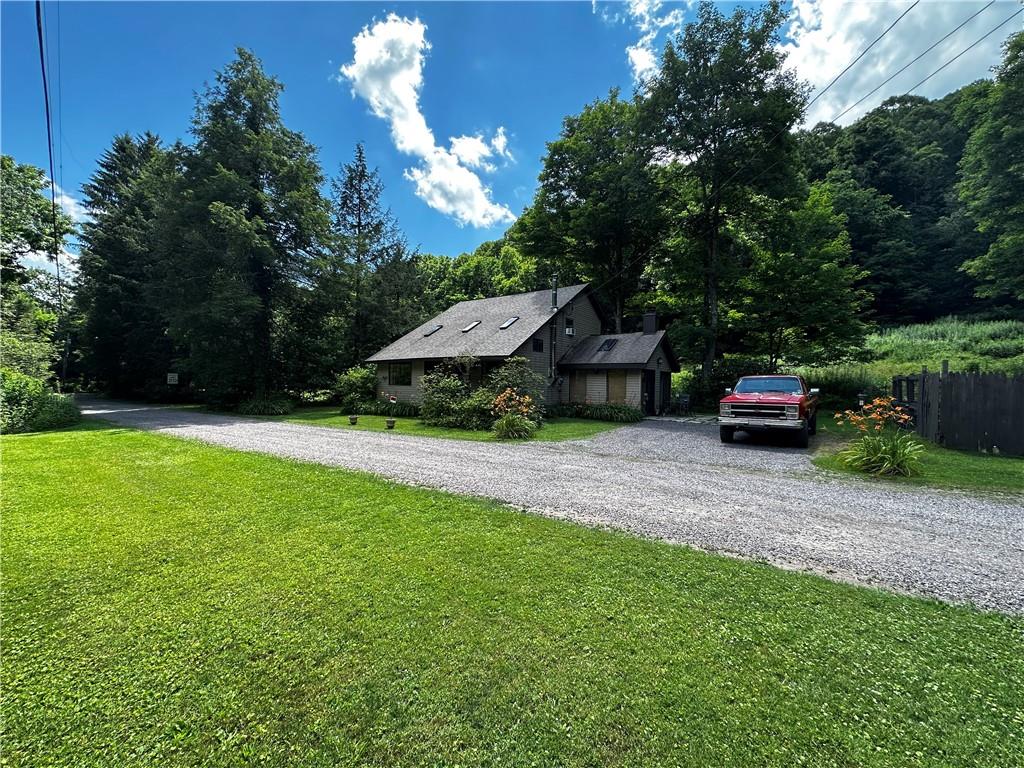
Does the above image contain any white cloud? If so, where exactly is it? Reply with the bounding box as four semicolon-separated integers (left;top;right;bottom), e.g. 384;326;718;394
603;0;689;84
52;182;90;224
601;0;1017;125
21;247;78;277
339;14;515;228
782;0;1021;126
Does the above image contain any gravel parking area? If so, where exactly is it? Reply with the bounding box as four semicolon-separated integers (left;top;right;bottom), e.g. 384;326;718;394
81;399;1024;614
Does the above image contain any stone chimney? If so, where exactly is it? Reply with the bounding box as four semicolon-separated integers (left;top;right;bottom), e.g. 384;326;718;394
642;309;657;335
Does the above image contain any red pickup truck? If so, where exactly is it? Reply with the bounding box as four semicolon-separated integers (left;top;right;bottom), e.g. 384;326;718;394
718;375;819;448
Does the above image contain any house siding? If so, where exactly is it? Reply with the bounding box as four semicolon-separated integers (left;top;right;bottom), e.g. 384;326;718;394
513;292;605;403
625;371;642;407
377;360;425;403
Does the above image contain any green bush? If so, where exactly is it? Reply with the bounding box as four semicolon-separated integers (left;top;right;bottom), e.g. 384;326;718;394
838;432;924;477
687;356;773;410
30;393;81;431
334;366;378;412
492;412;538;440
548;403;644;423
420;372;470;428
453;387;497;431
487;357;545;410
796;365;889;411
295;389;334;406
236;394;294;416
0;368;81;433
420;356;545;431
358;399;420;417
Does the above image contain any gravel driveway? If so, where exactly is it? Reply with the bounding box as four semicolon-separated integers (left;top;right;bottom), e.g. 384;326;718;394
81;399;1024;614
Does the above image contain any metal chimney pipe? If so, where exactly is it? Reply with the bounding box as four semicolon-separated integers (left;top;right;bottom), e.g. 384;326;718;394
550;275;558;312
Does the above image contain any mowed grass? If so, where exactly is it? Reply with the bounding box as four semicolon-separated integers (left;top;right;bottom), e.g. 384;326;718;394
3;425;1023;767
813;419;1024;494
275;407;622;442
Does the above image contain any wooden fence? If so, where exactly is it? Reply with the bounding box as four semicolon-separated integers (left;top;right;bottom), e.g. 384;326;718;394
892;363;1024;456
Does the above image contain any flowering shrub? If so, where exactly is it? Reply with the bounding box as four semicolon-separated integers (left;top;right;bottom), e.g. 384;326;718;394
835;395;912;433
834;397;922;476
492;388;538;420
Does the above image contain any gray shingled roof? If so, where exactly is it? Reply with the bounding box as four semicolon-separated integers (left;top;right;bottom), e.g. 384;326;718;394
367;284;590;362
557;331;680;371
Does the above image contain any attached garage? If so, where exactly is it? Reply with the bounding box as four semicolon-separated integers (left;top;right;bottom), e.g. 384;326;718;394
557;320;680;415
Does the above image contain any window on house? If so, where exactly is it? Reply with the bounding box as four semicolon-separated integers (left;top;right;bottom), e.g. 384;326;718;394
388;363;412;386
597;338;618;352
564;317;575;336
462;320;481;333
499;316;519;330
423;324;442;337
532;338;544;353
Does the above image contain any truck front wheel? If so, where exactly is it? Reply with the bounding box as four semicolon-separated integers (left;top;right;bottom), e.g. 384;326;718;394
720;426;735;443
795;423;810;448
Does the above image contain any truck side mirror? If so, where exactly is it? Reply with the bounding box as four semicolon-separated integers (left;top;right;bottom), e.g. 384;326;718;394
724;388;732;395
809;388;820;395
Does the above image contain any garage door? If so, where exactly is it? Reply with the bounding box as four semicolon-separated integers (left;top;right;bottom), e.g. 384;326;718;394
607;370;627;403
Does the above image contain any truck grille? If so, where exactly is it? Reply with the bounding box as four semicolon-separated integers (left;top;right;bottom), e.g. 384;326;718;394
729;404;787;419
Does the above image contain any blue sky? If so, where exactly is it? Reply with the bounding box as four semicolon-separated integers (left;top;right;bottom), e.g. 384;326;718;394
2;1;1019;261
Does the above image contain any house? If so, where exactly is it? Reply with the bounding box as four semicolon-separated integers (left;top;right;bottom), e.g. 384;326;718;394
366;282;680;415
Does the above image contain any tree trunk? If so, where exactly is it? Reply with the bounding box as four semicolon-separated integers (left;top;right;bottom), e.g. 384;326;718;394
700;230;719;387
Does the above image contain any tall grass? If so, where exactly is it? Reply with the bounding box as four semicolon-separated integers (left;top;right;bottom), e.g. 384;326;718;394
797;317;1024;410
865;317;1024;373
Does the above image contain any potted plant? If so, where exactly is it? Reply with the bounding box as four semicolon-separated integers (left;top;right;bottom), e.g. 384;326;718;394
348;415;358;425
385;417;396;429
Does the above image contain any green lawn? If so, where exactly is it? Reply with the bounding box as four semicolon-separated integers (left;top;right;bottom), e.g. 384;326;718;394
275;406;623;442
3;425;1022;767
813;419;1024;494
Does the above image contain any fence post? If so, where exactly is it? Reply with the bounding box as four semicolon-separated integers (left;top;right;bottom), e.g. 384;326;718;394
938;360;949;445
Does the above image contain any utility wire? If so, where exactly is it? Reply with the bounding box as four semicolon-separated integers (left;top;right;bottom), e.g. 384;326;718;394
833;0;995;122
805;0;921;111
707;0;921;210
34;0;70;387
586;0;1015;304
902;4;1023;95
719;3;1024;213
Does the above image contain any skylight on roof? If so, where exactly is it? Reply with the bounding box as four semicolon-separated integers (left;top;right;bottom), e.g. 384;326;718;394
462;321;481;333
499;316;519;330
597;338;618;352
423;324;442;337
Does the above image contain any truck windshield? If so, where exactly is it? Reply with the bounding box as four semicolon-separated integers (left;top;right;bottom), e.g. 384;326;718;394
734;377;803;394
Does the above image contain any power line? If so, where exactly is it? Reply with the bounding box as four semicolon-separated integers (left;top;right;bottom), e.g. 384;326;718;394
806;0;921;111
586;0;1011;305
833;1;995;123
34;0;70;387
708;0;921;209
902;4;1023;96
723;4;1024;205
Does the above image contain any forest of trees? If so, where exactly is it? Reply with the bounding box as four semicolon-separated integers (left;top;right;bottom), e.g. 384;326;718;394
2;2;1021;406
